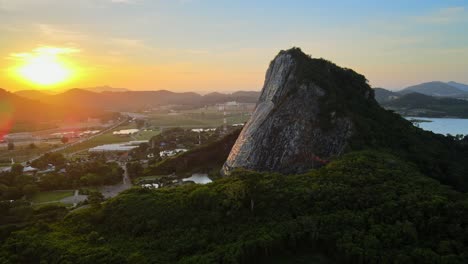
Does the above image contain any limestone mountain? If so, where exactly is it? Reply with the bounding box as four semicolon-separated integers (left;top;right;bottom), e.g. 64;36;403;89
222;48;468;191
223;48;376;175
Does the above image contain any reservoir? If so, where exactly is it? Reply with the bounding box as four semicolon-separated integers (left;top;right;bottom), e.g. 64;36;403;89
407;117;468;136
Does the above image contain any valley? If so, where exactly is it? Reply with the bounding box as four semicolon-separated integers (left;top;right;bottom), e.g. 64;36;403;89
2;48;468;263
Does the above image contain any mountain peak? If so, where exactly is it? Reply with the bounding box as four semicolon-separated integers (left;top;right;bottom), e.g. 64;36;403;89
222;48;376;175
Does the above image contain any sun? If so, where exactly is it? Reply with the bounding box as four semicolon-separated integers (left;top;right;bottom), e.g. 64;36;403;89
12;46;78;87
18;56;71;86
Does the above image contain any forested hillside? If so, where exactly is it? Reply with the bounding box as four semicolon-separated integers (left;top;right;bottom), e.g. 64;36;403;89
2;151;468;263
381;93;468;118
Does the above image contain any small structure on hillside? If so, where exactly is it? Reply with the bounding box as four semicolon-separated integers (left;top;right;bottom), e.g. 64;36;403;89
159;149;188;158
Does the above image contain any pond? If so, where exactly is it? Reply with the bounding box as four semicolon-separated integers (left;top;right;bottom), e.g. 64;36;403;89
182;173;213;184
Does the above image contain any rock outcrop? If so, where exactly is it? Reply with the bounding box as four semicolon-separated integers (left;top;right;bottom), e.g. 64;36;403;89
222;48;374;175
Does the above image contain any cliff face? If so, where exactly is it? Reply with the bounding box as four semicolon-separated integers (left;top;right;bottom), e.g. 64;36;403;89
222;48;373;175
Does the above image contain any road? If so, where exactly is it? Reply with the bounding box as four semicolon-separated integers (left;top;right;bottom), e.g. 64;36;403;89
0;117;128;172
60;189;87;207
99;162;132;199
21;117;129;166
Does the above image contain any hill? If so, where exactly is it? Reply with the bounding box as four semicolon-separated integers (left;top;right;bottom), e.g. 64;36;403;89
13;90;51;101
447;81;468;92
382;92;468;118
373;87;400;103
146;129;241;176
399;81;467;97
83;85;129;93
14;89;260;111
0;88;111;134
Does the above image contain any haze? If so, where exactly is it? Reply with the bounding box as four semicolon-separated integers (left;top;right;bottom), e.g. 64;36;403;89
1;0;468;92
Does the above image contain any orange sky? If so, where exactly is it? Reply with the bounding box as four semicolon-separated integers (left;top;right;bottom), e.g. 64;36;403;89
1;1;467;93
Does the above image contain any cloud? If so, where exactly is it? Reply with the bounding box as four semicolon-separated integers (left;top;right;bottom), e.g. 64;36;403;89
414;6;466;25
9;46;80;60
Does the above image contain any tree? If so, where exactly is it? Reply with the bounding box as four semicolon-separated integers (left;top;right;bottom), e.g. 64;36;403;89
22;184;39;198
10;164;24;176
7;142;14;150
135;119;145;129
126;162;144;179
87;191;104;208
61;137;69;144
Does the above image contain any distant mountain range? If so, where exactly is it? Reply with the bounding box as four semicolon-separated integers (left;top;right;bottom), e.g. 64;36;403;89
399;81;467;97
12;88;261;111
372;81;468;118
83;86;130;93
374;81;468;103
0;88;112;134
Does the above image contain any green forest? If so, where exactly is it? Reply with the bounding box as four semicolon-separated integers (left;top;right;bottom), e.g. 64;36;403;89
2;151;468;263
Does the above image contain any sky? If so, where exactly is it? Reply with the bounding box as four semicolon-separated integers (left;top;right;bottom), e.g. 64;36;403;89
1;0;468;93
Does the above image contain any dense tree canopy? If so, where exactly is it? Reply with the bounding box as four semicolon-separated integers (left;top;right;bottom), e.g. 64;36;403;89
2;151;468;263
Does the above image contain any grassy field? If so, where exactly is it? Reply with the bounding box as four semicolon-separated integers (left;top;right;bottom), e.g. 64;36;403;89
147;112;250;128
0;143;58;164
59;121;137;154
133;129;160;140
10;122;58;133
60;133;130;154
30;190;74;204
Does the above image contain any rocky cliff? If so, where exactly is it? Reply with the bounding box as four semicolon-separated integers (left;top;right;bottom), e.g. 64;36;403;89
222;48;375;175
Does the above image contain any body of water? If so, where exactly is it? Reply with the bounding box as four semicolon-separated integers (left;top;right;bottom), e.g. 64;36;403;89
183;173;212;184
406;117;468;136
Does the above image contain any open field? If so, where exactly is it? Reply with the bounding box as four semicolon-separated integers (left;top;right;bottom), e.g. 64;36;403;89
0;109;250;163
58;121;134;154
10;122;58;133
0;142;58;164
30;190;74;204
59;133;130;154
133;129;160;140
147;112;250;128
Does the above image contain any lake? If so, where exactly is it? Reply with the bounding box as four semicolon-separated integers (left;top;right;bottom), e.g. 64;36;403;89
406;117;468;136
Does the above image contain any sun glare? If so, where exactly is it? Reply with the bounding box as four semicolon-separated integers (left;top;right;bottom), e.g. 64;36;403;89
13;46;78;86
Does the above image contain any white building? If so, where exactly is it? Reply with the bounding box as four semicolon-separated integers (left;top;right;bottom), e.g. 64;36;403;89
113;129;139;136
159;149;188;158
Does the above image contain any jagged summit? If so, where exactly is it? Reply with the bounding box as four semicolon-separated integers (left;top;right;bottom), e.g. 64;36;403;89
222;48;378;175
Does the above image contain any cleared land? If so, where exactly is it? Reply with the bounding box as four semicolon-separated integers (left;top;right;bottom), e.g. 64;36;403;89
30;190;74;204
0;142;58;164
147;112;250;128
59;133;129;154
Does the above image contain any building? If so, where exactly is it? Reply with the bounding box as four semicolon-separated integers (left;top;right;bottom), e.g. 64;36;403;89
4;133;35;142
159;149;188;158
